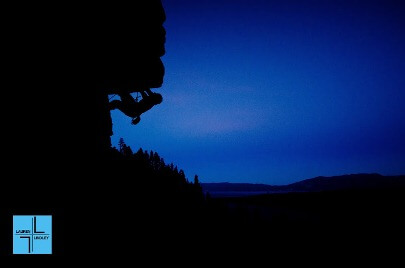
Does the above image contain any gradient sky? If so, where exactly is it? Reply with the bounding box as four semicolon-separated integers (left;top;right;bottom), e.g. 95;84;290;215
111;0;405;185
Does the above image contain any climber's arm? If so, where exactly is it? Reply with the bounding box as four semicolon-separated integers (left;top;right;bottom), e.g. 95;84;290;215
140;90;148;99
145;88;154;95
119;91;137;105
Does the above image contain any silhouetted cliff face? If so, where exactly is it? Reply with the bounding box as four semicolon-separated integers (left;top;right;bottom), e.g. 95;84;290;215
4;1;167;196
4;1;166;160
1;1;167;257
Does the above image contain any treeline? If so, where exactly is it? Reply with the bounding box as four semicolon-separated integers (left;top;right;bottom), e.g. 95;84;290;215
108;138;204;212
104;138;243;231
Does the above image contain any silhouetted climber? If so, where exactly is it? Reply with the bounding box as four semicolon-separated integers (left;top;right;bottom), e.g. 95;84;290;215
109;88;163;125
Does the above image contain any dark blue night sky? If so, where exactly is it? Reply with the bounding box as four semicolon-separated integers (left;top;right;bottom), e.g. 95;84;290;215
111;0;405;184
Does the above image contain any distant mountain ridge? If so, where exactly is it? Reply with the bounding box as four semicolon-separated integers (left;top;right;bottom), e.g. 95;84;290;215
202;173;405;196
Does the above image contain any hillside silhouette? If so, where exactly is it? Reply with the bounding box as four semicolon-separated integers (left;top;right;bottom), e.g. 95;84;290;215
202;173;405;196
106;138;204;211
